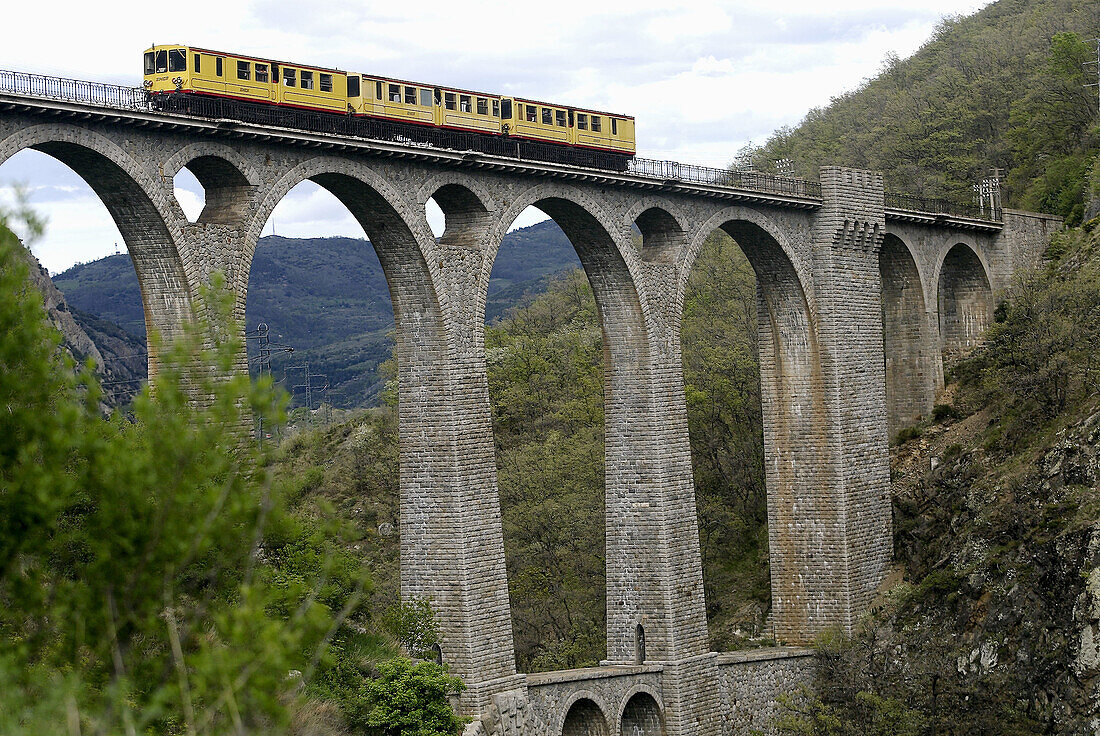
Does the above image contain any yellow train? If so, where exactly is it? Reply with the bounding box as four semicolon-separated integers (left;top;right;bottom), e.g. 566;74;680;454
143;44;636;168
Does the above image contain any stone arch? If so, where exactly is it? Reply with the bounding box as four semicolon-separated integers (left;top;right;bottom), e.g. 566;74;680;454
484;183;659;666
557;692;611;736
618;690;665;736
879;233;934;435
163;142;260;225
681;206;828;643
416;171;497;214
0;123;191;374
623;198;689;264
936;241;994;369
245;157;497;675
422;179;494;252
633;206;685;264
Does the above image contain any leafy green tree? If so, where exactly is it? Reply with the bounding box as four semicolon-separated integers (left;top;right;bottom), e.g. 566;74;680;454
361;658;467;736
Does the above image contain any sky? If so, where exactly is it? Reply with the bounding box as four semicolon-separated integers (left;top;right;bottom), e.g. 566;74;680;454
0;0;991;273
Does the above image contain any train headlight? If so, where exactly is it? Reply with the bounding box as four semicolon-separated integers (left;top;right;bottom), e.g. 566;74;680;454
172;76;183;90
142;80;152;89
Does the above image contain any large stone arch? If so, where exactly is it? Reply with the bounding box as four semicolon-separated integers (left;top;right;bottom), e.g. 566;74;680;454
483;184;675;665
936;241;994;370
556;692;611;736
0;123;191;374
879;233;935;435
246;157;524;705
681;207;828;642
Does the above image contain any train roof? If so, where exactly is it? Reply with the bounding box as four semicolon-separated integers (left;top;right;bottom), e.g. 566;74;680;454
146;44;634;120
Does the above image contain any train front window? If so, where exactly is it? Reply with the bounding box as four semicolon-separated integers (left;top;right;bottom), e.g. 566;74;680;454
555;110;566;127
256;64;269;83
283;68;295;87
237;61;250;81
301;71;314;90
501;99;511;119
420;88;432;107
347;76;361;97
320;74;332;92
169;49;186;73
144;52;155;76
155;50;168;74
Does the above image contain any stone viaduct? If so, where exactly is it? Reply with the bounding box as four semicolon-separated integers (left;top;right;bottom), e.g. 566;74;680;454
0;82;1060;736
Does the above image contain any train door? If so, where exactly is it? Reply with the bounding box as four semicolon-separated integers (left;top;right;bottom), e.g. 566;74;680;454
433;88;443;126
500;98;513;135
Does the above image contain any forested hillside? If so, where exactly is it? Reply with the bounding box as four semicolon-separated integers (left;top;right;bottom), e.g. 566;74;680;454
751;0;1100;222
53;221;579;407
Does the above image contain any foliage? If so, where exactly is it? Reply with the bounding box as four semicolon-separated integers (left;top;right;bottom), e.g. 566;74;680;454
360;658;467;736
0;208;466;733
954;225;1100;452
750;1;1100;219
383;597;441;661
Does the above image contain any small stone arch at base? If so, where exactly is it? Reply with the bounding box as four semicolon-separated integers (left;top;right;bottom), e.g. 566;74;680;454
560;695;610;736
619;690;665;736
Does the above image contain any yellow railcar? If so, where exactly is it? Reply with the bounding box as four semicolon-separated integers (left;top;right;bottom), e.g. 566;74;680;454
143;44;636;162
144;45;348;113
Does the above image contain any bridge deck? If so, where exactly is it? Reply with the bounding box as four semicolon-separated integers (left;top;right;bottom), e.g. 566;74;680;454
0;68;1002;231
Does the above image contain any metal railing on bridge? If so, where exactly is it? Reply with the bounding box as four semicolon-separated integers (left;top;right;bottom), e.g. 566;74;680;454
0;68;1001;221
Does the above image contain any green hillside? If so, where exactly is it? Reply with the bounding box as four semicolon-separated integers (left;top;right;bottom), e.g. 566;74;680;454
752;0;1100;222
53;220;579;407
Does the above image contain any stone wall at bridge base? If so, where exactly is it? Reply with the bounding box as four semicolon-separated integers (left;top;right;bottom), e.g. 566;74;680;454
463;647;816;736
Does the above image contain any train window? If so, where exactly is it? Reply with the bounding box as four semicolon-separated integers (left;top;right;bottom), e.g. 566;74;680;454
577;113;587;130
388;84;400;102
155;50;168;74
501;99;511;119
542;108;552;125
375;80;382;99
419;88;432;107
445;92;456;110
525;105;537;122
194;54;201;73
492;99;500;117
405;86;416;104
320;74;332;92
256;64;269;83
237;61;250;81
144;53;155;76
555;110;566;127
216;57;223;77
591;115;601;132
460;95;471;112
301;71;314;90
169;49;186;73
477;98;488;115
347;75;361;97
611;118;618;135
282;67;295;87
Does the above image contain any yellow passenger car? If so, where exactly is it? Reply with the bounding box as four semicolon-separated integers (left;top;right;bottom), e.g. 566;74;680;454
143;45;636;162
143;45;348;114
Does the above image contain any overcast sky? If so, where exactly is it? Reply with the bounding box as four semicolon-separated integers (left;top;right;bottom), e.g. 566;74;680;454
0;0;990;273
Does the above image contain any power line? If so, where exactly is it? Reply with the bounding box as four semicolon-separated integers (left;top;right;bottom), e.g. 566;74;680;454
1086;38;1099;114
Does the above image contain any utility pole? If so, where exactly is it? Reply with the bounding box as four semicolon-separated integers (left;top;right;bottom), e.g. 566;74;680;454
288;363;329;424
246;322;293;445
973;169;1002;219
